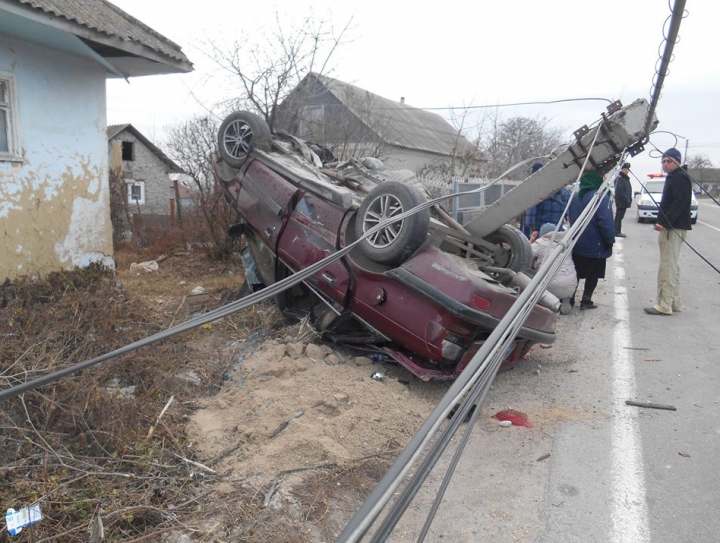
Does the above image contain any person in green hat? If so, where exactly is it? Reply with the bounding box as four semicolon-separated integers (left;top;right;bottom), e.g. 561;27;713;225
567;171;615;310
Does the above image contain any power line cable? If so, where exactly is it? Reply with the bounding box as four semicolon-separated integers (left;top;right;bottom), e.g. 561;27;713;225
629;164;720;276
338;124;609;543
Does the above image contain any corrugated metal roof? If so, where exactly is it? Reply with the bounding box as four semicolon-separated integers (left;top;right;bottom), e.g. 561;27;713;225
107;124;183;173
12;0;189;64
312;73;474;157
106;123;129;140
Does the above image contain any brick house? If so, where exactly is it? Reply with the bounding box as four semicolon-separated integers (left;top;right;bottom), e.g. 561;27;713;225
107;124;184;234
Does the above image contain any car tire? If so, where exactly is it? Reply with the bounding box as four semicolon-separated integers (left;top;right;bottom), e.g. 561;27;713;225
691;216;697;225
483;224;533;281
217;111;272;168
637;215;644;223
354;181;430;266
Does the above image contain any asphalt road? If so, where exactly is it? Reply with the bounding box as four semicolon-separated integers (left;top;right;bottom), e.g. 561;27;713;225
389;200;720;543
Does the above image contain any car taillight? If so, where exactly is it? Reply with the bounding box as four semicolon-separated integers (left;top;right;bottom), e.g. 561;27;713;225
471;295;491;311
441;337;466;362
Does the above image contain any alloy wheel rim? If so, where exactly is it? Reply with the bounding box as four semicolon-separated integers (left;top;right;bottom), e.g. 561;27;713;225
224;120;253;158
362;194;405;249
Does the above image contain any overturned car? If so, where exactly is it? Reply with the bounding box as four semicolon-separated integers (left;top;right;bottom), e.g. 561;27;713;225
212;111;559;380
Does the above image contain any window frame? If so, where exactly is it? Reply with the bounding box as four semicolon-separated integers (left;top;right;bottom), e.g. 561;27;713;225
0;72;22;162
121;141;134;161
126;180;146;205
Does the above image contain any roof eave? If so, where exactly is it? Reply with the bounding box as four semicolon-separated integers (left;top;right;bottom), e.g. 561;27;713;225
79;33;193;75
108;124;185;173
1;0;192;76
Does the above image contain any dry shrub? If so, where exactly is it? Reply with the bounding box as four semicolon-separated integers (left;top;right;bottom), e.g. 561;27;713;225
289;457;395;541
0;263;231;541
0;254;391;542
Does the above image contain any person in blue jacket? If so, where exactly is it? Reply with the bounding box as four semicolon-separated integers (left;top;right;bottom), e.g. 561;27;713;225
568;171;615;310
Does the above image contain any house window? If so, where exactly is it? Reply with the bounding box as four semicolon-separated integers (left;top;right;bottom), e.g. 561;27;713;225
122;141;134;161
127;180;145;205
0;73;21;161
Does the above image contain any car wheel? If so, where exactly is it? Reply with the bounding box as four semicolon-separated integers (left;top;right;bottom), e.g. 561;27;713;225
483;224;533;281
354;181;430;266
637;215;644;223
217;111;272;168
691;216;697;225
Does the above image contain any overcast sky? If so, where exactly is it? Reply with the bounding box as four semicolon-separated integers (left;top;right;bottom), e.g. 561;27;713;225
106;0;720;187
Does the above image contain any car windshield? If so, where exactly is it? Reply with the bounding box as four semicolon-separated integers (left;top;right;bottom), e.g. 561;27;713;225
645;180;665;193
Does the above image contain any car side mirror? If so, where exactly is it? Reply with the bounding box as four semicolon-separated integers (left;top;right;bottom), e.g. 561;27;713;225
633;191;640;198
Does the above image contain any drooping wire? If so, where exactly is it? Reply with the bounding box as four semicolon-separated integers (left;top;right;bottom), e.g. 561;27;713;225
646;131;720;207
627;156;720;276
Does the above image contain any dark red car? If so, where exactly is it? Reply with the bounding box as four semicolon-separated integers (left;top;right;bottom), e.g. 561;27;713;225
213;112;558;380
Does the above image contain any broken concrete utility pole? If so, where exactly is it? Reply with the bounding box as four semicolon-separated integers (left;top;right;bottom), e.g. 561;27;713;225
464;98;657;238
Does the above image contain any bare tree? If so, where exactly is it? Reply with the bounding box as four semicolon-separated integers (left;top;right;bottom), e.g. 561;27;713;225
165;115;238;257
108;166;133;249
687;153;714;169
477;114;564;180
207;14;353;130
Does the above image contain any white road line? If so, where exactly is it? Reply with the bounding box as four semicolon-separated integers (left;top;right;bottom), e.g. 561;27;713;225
697;220;720;233
610;249;650;543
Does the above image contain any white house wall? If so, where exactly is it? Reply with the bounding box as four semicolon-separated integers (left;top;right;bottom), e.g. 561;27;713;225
0;35;113;280
381;145;474;178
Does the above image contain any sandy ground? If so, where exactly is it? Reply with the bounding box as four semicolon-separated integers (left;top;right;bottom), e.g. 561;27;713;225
114;250;588;541
187;331;450;484
181;309;584;542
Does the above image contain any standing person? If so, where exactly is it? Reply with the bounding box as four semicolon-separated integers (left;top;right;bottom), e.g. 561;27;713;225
530;222;577;314
523;163;570;238
614;162;633;237
644;148;692;316
568;171;615;310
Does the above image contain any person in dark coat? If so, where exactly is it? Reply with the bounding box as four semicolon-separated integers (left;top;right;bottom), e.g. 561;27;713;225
644;148;692;316
568;171;615;310
522;162;570;238
614;162;633;237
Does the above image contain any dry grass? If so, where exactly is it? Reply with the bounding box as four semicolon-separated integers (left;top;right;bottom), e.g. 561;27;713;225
0;249;390;542
0;251;280;542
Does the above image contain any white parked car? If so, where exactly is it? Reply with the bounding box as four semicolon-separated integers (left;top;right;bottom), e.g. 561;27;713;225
636;179;698;224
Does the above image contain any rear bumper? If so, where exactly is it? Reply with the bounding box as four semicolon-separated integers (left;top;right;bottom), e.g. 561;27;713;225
387;267;556;345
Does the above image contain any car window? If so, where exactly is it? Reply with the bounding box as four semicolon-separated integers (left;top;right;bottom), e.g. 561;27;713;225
645;181;665;193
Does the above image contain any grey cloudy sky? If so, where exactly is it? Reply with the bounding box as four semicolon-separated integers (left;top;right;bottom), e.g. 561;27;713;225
107;0;720;184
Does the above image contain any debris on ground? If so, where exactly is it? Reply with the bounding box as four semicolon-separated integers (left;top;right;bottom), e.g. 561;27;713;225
129;259;159;273
492;409;534;428
625;400;677;411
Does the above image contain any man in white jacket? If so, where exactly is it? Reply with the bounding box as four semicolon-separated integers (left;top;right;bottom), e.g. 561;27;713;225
530;223;577;315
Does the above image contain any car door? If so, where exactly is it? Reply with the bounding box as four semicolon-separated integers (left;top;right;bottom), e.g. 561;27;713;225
236;159;298;249
278;191;351;305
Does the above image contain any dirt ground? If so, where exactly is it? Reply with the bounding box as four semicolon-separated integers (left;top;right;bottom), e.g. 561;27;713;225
129;249;580;543
114;248;450;479
110;248;457;541
1;248;573;542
